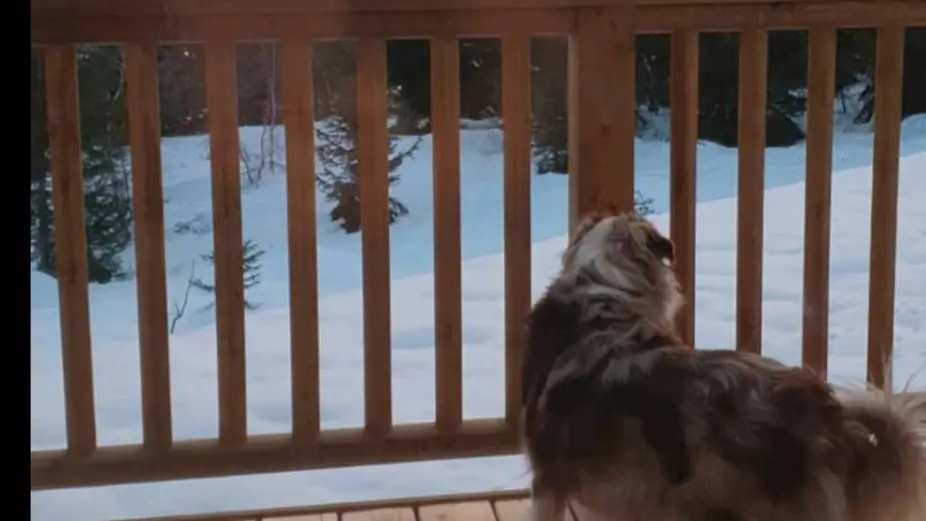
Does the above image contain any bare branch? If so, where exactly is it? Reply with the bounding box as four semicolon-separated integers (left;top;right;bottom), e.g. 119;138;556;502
169;260;197;334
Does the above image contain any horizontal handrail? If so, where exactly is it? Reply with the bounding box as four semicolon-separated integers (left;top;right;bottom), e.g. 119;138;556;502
31;4;926;45
32;420;519;489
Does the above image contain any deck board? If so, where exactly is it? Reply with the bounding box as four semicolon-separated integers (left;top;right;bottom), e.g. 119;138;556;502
493;499;528;521
265;515;336;521
341;507;417;521
263;496;582;521
495;498;579;521
419;500;497;521
124;489;532;521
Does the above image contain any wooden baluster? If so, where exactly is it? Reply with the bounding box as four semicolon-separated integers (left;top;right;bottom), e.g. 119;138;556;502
735;28;768;355
204;40;247;445
431;37;464;431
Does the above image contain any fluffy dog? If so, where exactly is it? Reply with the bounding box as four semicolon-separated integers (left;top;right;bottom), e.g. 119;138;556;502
521;210;926;521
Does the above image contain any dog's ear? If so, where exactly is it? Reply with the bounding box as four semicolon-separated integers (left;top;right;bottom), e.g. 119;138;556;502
647;232;674;262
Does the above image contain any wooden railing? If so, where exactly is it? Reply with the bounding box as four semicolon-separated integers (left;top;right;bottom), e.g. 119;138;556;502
30;0;925;499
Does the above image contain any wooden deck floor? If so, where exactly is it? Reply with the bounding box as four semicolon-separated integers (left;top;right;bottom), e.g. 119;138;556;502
123;490;584;521
267;496;577;521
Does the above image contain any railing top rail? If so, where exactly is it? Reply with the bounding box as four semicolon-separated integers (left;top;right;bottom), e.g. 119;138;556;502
31;0;908;17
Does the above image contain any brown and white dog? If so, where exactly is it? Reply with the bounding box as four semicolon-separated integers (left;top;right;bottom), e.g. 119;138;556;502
521;210;926;521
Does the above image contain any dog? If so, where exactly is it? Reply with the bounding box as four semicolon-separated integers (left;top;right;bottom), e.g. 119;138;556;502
521;210;926;521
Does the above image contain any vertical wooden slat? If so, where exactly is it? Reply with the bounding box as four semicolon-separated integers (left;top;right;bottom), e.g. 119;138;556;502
204;41;247;445
125;42;172;449
501;35;532;423
430;37;463;431
669;29;699;348
356;38;393;434
801;27;837;377
735;28;768;355
281;41;320;442
867;26;905;390
568;7;636;230
44;44;97;457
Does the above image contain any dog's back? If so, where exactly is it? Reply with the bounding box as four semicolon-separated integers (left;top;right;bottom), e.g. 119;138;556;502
523;334;926;521
673;350;925;521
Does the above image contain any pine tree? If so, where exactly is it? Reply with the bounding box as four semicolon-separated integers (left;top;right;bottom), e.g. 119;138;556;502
241;240;266;305
192;239;266;310
31;51;54;274
77;46;134;283
314;42;420;234
634;191;656;217
30;46;133;283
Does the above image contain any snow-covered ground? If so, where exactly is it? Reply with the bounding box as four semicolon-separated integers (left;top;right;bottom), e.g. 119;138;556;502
30;111;926;521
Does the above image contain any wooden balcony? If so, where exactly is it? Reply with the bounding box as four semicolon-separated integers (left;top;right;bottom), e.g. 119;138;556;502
30;0;925;519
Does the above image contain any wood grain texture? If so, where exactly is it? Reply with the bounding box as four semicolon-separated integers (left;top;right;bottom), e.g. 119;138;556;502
342;508;416;521
430;37;463;432
419;501;496;521
866;26;904;389
494;499;578;521
568;6;636;229
204;40;247;445
501;34;532;422
735;28;768;355
107;491;529;521
265;515;337;521
32;420;518;489
125;41;172;450
669;28;698;348
44;44;97;457
801;27;836;376
30;0;910;17
280;41;321;443
356;38;394;435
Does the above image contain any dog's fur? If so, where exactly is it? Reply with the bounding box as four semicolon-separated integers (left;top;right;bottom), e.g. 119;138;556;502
521;210;926;521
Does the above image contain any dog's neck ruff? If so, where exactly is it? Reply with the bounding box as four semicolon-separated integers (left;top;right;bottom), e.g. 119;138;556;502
569;267;642;300
565;216;643;294
570;216;614;268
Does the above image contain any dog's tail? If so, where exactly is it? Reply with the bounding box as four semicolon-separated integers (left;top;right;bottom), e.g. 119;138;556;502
834;382;926;521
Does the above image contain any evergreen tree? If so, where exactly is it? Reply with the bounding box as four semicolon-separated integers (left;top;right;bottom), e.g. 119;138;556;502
634;191;656;217
314;42;420;234
31;51;54;274
30;46;133;283
192;239;266;310
77;46;134;283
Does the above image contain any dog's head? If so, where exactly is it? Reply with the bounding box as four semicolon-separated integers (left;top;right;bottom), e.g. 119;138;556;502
562;209;683;322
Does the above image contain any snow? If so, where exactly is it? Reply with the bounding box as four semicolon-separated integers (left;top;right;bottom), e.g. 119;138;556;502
30;112;926;521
